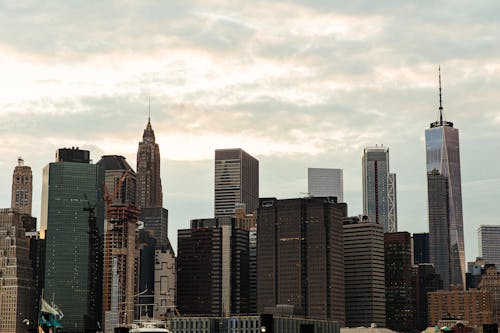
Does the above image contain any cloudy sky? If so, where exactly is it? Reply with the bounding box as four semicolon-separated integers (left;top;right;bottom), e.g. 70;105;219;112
1;1;499;261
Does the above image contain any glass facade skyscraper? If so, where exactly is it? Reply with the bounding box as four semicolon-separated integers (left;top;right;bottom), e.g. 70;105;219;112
362;146;397;232
41;148;104;332
425;71;465;290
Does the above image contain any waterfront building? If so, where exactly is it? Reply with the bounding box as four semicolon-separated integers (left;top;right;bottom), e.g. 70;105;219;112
362;146;397;232
0;209;35;333
426;69;465;290
343;215;385;327
477;265;500;324
257;197;346;324
308;168;343;202
428;289;494;327
384;232;415;332
11;157;32;216
41;148;103;332
214;148;259;216
136;116;162;209
478;225;500;266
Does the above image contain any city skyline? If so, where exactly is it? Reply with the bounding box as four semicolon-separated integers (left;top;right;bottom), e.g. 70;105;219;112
1;1;500;262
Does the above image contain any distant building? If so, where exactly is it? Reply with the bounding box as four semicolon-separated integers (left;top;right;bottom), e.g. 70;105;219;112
384;232;415;332
154;243;176;320
478;225;500;266
177;217;249;316
214;148;259;216
41;148;103;332
362;146;397;232
11;157;33;216
428;289;494;327
343;215;385;327
98;155;139;330
0;209;35;333
413;233;430;265
136;116;163;209
308;168;343;202
426;71;466;290
140;207;169;249
257;197;346;324
26;230;45;330
477;265;500;324
414;263;442;330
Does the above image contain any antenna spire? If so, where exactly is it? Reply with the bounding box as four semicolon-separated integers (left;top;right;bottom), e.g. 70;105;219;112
438;66;443;125
148;96;151;123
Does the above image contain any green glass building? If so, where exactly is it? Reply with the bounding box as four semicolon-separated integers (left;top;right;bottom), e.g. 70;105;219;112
41;148;104;333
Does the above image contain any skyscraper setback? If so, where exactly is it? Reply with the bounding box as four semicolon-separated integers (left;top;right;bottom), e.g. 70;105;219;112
362;146;398;232
136;116;163;209
426;69;465;290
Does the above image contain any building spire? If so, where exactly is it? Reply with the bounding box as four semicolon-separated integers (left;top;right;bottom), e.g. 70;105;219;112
438;66;443;125
148;96;151;124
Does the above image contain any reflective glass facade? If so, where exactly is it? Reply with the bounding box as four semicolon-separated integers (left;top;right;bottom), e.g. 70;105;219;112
426;123;465;290
41;158;104;332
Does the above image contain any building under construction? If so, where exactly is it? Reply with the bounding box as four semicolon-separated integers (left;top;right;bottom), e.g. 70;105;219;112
98;156;140;333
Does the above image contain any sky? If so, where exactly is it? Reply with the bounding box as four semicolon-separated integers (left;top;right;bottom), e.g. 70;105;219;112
1;0;499;262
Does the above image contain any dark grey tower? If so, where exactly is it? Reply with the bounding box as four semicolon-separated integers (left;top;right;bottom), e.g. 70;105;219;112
425;68;465;290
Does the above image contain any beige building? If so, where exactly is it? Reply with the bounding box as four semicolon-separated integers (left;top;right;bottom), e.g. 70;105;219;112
11;158;32;216
478;265;500;323
0;208;35;333
154;243;176;320
428;289;494;327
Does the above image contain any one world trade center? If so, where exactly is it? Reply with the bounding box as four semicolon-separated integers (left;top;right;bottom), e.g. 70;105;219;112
425;68;465;290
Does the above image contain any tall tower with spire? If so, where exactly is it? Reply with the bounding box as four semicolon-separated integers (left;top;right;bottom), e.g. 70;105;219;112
136;112;163;209
425;68;465;290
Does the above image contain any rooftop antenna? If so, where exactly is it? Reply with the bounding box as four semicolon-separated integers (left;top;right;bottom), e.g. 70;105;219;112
438;66;443;125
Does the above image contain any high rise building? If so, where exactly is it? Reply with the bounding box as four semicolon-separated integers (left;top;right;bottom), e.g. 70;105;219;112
140;207;169;250
136;116;163;209
478;225;500;265
426;69;465;290
214;148;259;216
478;265;500;324
362;146;397;232
384;232;415;332
343;215;385;327
257;197;346;324
26;230;45;331
308;168;344;202
414;263;442;330
41;148;104;333
97;155;139;331
0;209;35;333
11;157;32;216
413;233;430;265
154;242;176;320
177;217;249;316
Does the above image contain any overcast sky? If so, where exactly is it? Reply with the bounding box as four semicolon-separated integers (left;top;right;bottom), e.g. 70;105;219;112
1;0;499;262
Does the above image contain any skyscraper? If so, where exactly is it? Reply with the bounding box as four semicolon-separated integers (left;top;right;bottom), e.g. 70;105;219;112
413;233;430;265
478;225;500;265
426;69;465;290
41;148;104;333
384;232;415;332
136;116;163;209
11;157;32;216
308;168;343;202
214;148;259;216
257;197;346;324
343;215;385;327
97;155;139;331
362;146;398;232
